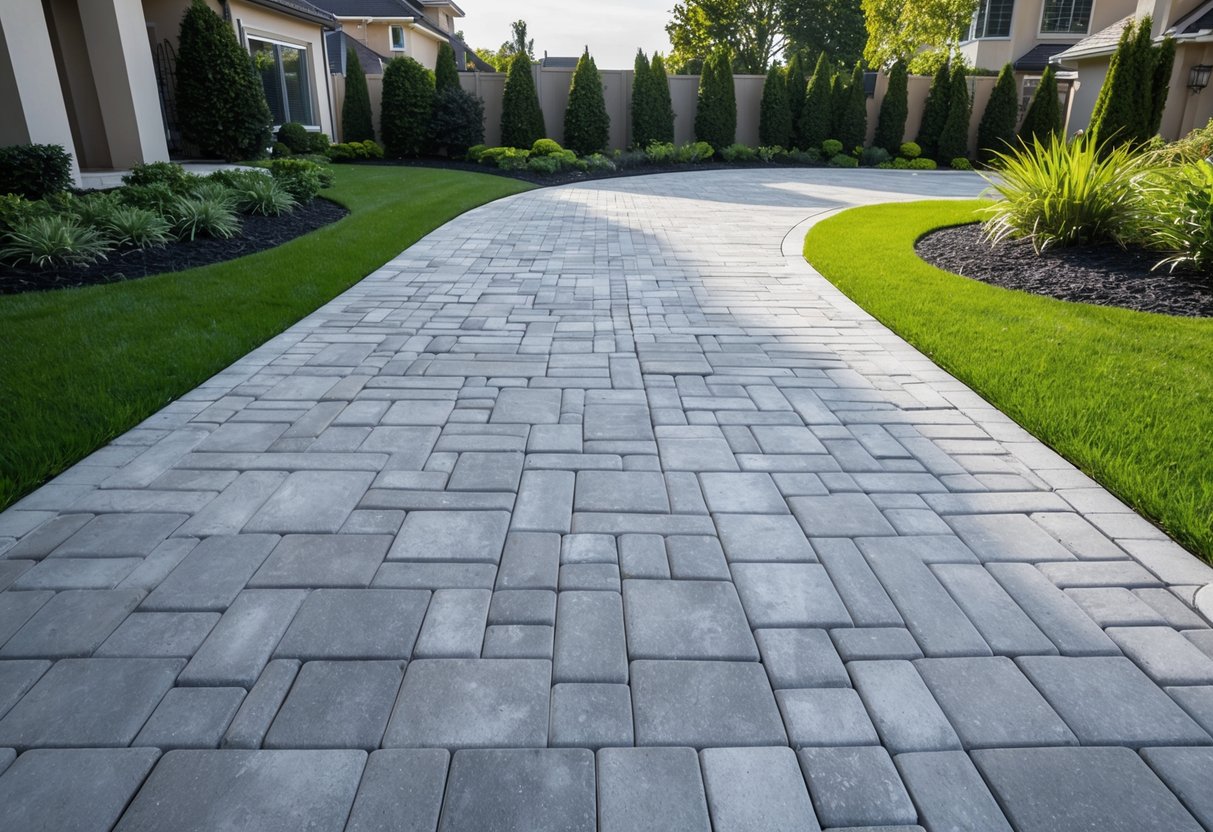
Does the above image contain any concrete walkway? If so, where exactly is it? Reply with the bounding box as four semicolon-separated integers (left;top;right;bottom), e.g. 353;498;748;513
2;169;1213;831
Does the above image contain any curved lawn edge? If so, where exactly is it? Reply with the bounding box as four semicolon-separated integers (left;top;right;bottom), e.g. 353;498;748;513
0;166;533;511
804;199;1213;562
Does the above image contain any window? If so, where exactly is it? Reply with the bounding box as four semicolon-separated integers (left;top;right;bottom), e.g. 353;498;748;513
970;0;1015;38
390;25;405;50
248;37;315;126
1040;0;1093;33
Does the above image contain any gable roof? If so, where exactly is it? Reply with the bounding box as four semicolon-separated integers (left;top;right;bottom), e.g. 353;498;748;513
1170;0;1213;35
244;0;337;27
325;29;388;74
1052;14;1133;63
1015;42;1073;71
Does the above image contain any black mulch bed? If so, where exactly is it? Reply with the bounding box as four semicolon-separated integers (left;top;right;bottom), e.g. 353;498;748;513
366;157;814;187
916;223;1213;318
0;197;348;295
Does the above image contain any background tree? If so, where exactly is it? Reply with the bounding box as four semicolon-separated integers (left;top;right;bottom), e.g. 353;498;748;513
873;61;908;154
435;42;460;93
837;62;867;149
632;51;656;148
977;63;1018;163
760;64;792;146
380;56;434;157
564;52;610;155
915;60;952;159
862;0;976;72
474;20;536;70
695;48;737;148
1089;17;1174;146
500;52;545;148
176;0;272;161
650;54;676;143
667;0;785;73
799;52;831;148
785;52;808;147
937;63;971;161
1019;65;1061;145
342;46;375;142
427;86;484;156
781;0;866;67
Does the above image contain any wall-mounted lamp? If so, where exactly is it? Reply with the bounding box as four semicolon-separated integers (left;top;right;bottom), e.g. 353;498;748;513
1189;64;1212;93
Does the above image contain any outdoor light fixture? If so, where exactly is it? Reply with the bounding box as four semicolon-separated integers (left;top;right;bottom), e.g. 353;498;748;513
1189;64;1212;93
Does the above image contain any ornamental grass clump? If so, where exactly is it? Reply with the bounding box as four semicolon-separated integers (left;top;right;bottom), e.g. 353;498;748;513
100;207;173;248
167;196;241;241
0;216;110;267
1138;160;1213;272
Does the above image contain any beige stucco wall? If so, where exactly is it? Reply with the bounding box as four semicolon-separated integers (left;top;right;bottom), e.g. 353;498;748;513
340;18;442;70
1162;41;1213;138
961;0;1135;71
44;0;111;168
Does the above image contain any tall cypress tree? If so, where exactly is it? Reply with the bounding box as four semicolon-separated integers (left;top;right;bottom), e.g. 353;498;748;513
785;53;808;148
435;42;460;93
650;53;676;144
977;63;1018;163
380;56;434;158
564;51;610;155
500;52;545;148
1019;64;1061;146
837;62;867;150
829;72;847;138
1147;36;1177;137
873;61;908;155
342;46;375;142
695;48;736;149
1089;17;1173;146
760;65;792;147
916;60;952;160
632;50;655;148
937;64;971;161
800;53;831;149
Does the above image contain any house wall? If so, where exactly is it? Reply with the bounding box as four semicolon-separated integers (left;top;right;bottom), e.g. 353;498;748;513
340;19;442;69
960;0;1135;71
44;0;110;168
1164;40;1213;138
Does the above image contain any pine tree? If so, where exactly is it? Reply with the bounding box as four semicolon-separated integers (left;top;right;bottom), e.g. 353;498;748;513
977;63;1018;163
176;0;272;161
695;48;737;149
760;65;792;147
785;53;808;148
1019;64;1061;146
829;72;847;138
435;41;460;93
937;64;971;161
632;50;655;148
500;52;545;148
342;46;375;142
564;51;610;155
1089;17;1174;146
915;60;952;160
873;61;908;155
650;53;676;144
799;53;831;149
380;56;434;157
837;62;867;150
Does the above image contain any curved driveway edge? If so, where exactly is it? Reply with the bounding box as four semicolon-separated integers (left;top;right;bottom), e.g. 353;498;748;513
2;169;1212;832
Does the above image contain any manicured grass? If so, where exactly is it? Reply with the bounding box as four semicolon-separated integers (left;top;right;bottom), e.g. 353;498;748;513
805;200;1213;561
0;166;532;511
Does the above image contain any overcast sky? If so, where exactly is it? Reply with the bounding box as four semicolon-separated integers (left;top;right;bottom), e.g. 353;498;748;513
454;0;674;70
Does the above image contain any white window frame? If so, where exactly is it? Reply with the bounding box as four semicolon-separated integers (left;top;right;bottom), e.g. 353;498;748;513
390;24;406;51
246;33;319;129
968;0;1016;41
1038;0;1093;36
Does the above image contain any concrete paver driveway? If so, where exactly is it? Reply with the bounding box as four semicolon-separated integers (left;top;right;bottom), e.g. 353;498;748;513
2;169;1213;831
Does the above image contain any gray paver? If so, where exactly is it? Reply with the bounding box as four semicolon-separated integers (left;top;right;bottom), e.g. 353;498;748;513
415;589;490;658
1168;685;1213;735
798;746;917;828
988;562;1120;656
134;686;246;749
894;751;1012;832
179;590;306;687
777;688;880;747
275;589;430;660
51;512;187;557
0;588;141;658
389;510;510;562
931;563;1057;656
1106;626;1213;685
554;590;627;682
715;513;815;562
244;471;373;533
346;749;449;832
1140;747;1213;829
831;628;923;661
265;660;403;750
549;683;634;748
848;661;961;753
221;658;299;748
142;534;278;610
756;628;850;689
789;494;895;537
249;534;391;588
0;748;161;832
623;579;757;660
700;746;821;832
732;563;852;628
598;747;711;832
440;748;596;832
0;659;52;719
946;514;1074;562
575;471;670;513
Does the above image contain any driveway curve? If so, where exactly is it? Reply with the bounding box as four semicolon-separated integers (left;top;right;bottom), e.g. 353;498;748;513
2;169;1213;832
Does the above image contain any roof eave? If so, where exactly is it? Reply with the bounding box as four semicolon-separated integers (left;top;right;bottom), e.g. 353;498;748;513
242;0;338;27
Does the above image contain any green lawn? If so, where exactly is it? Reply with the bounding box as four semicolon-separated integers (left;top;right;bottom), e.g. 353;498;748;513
804;200;1213;561
0;166;532;511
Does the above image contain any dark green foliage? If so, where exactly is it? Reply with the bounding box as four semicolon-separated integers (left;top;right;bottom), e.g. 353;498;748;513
632;51;676;148
937;64;971;162
1148;36;1177;137
380;56;435;158
342;47;375;142
1019;64;1061;146
873;62;908;155
915;60;951;160
977;64;1019;164
1090;17;1176;147
782;0;867;68
564;52;610;155
760;65;793;147
500;53;546;149
829;73;846;137
175;0;272;161
276;123;311;154
122;161;194;192
799;53;832;150
836;62;867;151
695;48;737;150
0;144;73;199
428;86;486;156
785;53;808;147
649;54;676;144
435;42;460;93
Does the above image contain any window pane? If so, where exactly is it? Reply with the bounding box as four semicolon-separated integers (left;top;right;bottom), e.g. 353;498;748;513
974;0;1015;37
1041;0;1092;33
279;45;313;125
249;39;286;124
391;26;405;49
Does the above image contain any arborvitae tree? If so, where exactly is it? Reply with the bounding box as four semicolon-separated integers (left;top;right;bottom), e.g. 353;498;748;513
342;46;375;142
1090;16;1175;146
915;60;952;160
650;53;676;144
564;51;610;155
760;65;793;147
937;64;971;161
1148;36;1177;137
785;53;808;148
799;52;832;148
873;61;908;154
500;52;545;148
632;51;657;148
837;62;867;149
380;56;434;157
977;63;1018;163
1019;64;1061;146
435;41;460;93
695;48;737;149
829;72;847;137
176;0;272;160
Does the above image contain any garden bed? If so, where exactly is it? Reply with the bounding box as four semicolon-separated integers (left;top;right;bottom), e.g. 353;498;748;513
0;196;348;295
916;223;1213;318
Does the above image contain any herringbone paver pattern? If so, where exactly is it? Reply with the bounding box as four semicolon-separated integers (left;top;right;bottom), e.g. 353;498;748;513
2;170;1212;830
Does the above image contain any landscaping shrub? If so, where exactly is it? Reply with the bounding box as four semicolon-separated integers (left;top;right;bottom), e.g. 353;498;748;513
465;145;488;162
1161;118;1213;165
1090;17;1176;147
176;0;272;161
677;141;716;163
277;122;312;155
695;48;737;150
342;46;375;142
908;157;937;170
531;139;564;156
978;64;1019;165
327;140;384;161
0;215;110;267
72;192;126;227
860;146;892;167
166;196;241;240
381;56;435;158
0;144;73;199
631;51;657;149
937;64;971;163
435;42;460;93
785;53;808;149
272;142;293;158
836;63;867;152
494;148;530;170
759;65;792;148
268;158;332;201
799;54;831;151
123;162;195;192
981;133;1149;250
1139;160;1213;271
721;143;757;162
915;61;951;161
0;194;48;233
829;153;859;168
951;157;973;171
649;54;676;145
757;145;788;162
873;62;908;156
582;153;616;171
786;148;821;164
1019;65;1061;146
891;157;911;169
119;183;177;214
100;207;173;249
822;139;844;156
231;176;296;216
829;72;848;140
190;179;236;206
308;133;330;154
428;86;485;156
645;141;677;164
564;52;610;156
527;155;561;175
900;141;922;159
500;53;545;149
